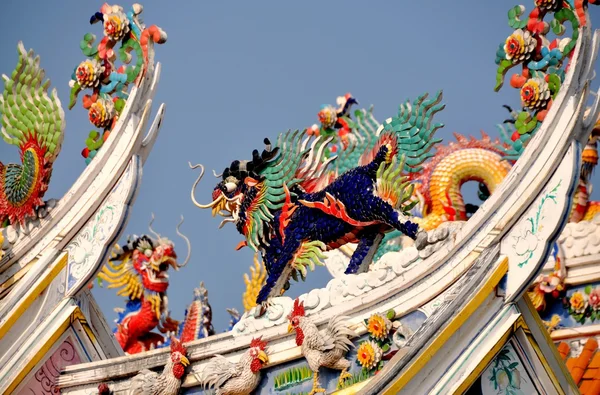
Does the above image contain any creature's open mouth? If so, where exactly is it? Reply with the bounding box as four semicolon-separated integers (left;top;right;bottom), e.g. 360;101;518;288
146;267;169;284
208;193;242;228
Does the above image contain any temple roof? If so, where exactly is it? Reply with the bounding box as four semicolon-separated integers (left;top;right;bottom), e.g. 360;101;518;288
560;338;600;394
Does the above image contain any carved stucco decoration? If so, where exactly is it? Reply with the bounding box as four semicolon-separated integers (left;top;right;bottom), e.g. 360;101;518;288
65;157;141;296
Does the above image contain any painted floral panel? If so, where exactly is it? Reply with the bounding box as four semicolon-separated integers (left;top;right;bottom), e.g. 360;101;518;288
480;343;538;395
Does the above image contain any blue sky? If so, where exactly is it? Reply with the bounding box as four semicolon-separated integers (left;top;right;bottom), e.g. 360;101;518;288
1;1;600;332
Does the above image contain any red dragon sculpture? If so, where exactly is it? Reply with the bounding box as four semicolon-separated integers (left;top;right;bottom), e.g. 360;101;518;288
97;215;191;354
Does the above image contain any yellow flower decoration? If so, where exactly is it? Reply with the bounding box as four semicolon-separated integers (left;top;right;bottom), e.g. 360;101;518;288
367;313;392;341
570;291;588;314
504;29;536;63
520;77;550;111
356;340;383;370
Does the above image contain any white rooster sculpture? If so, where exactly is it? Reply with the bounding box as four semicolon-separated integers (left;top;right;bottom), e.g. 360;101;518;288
287;299;356;395
129;337;190;394
201;337;269;394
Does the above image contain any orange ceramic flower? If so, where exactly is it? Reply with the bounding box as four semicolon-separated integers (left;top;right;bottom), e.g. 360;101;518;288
103;6;130;41
520;77;550;111
504;29;536;63
318;106;337;130
534;0;558;11
75;59;104;89
88;98;115;128
570;291;588;314
367;313;392;341
356;341;382;370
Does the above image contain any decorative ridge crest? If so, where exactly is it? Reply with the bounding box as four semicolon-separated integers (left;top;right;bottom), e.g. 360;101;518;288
69;3;167;165
494;0;599;159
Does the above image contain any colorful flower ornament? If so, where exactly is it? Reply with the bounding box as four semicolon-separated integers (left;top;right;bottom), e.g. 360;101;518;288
539;273;563;295
75;59;105;89
534;0;560;11
520;77;551;110
88;98;116;128
356;341;383;370
102;5;130;41
504;29;537;63
366;313;392;341
589;289;600;311
318;105;337;130
570;291;588;314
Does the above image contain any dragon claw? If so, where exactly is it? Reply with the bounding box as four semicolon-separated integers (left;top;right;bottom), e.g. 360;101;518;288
253;300;272;318
415;222;463;259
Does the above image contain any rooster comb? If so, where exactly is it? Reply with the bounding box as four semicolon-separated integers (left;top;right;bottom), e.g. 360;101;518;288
170;337;187;355
250;336;268;350
287;298;305;321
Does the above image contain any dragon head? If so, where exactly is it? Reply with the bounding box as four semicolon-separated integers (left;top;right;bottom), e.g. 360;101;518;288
127;215;191;293
101;215;191;298
189;139;279;233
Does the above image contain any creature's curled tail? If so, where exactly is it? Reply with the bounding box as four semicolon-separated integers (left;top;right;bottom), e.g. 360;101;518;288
0;42;65;225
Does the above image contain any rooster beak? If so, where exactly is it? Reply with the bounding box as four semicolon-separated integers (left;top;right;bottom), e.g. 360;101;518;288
287;324;293;333
258;350;269;364
180;356;190;367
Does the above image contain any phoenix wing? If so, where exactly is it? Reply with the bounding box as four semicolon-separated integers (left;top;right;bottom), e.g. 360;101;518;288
0;42;65;225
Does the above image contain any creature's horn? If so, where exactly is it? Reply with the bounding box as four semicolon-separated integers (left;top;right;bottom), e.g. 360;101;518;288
176;215;191;267
189;163;224;208
148;213;162;240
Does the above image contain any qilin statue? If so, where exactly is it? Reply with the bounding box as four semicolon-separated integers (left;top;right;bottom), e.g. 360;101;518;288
190;91;453;315
235;94;600;309
97;215;191;354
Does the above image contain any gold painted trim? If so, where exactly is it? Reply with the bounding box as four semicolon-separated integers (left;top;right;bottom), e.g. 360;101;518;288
71;308;98;343
520;295;570;394
456;298;571;395
0;252;67;339
4;305;86;394
453;320;516;394
334;379;370;395
382;256;509;394
0;259;37;297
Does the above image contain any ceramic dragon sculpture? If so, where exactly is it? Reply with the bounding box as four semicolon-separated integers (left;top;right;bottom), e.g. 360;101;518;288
97;216;191;354
191;91;453;314
236;95;600;308
0;43;65;228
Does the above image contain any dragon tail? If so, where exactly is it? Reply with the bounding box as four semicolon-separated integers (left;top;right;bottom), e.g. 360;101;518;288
242;254;267;312
179;282;214;342
0;42;65;225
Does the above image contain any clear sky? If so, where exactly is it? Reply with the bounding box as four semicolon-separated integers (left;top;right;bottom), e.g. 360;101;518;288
1;1;600;332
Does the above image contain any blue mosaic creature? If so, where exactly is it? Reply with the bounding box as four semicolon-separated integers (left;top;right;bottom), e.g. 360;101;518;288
191;91;447;315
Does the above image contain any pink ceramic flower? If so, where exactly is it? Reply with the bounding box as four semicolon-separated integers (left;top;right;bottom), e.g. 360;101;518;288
590;289;600;311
